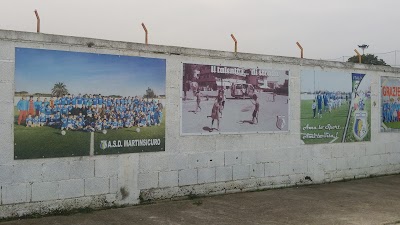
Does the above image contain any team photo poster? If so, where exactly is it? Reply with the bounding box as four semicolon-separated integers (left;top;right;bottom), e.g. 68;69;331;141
300;71;371;144
181;63;289;135
381;76;400;132
14;48;166;159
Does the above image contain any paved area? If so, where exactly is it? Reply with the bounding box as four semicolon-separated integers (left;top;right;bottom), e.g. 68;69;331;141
2;175;400;225
182;92;289;134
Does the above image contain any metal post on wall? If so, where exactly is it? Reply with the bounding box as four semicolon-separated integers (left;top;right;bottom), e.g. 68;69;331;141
231;34;237;53
354;49;362;63
34;9;40;33
141;23;148;45
296;42;304;58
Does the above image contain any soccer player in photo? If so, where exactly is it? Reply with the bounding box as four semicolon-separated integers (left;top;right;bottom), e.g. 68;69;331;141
45;104;52;119
52;104;60;114
316;92;323;118
17;96;29;125
70;105;80;116
194;90;202;113
39;102;46;115
359;99;365;111
67;103;73;114
87;107;93;118
66;95;72;105
61;105;68;116
208;98;221;131
48;114;56;127
98;96;103;109
34;97;42;116
60;95;65;106
92;95;98;109
39;112;47;126
146;111;152;127
54;111;61;126
54;96;60;106
116;97;121;105
28;96;35;116
397;106;400;122
71;94;76;107
43;98;49;107
80;105;87;117
82;95;88;107
26;115;33;127
323;93;329;112
123;118;129;128
139;115;147;127
118;119;124;128
61;115;68;130
94;119;102;131
312;100;317;118
102;119;109;129
105;107;111;116
87;95;93;108
49;97;54;109
250;94;259;124
32;115;40;127
75;118;83;130
110;119;118;130
154;108;161;126
67;115;75;130
159;109;163;124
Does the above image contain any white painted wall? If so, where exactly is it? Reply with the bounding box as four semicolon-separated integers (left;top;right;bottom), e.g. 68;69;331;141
0;30;399;219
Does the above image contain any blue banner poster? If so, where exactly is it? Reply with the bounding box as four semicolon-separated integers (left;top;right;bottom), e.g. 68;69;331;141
381;76;400;132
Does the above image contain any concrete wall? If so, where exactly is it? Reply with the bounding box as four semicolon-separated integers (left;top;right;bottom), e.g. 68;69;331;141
1;30;400;218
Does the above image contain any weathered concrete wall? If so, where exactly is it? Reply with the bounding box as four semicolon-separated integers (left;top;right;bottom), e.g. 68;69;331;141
0;30;399;219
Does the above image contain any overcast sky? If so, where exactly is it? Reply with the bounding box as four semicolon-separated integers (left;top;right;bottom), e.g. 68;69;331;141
1;0;400;62
301;71;370;93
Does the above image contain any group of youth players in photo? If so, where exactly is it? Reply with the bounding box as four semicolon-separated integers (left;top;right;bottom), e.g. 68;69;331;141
311;92;350;118
16;94;163;131
311;91;369;119
382;100;400;123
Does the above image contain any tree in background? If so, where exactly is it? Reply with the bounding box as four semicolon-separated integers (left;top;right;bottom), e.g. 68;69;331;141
347;54;389;66
51;82;68;97
144;87;157;99
15;91;28;96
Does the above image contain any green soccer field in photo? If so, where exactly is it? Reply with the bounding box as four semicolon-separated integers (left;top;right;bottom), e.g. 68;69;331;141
14;107;91;159
14;107;165;159
300;99;371;144
300;100;350;144
384;121;400;129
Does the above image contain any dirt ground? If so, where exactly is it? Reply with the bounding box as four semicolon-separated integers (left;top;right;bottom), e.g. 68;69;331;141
3;175;400;225
182;92;289;134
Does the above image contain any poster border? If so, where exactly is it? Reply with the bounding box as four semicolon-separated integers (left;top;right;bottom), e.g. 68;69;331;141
299;69;372;145
179;62;291;136
380;75;400;133
13;47;167;159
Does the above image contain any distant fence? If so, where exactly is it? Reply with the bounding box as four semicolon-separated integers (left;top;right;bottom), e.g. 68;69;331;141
324;50;400;67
